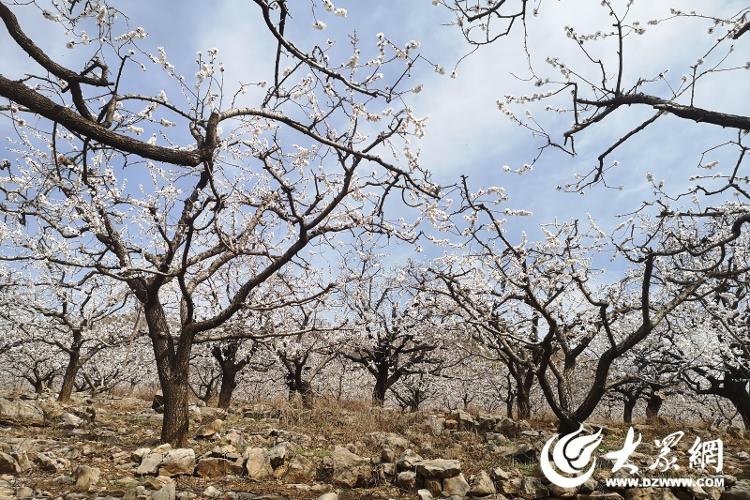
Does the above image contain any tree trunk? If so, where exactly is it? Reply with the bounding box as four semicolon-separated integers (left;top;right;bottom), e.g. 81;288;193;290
623;396;637;423
160;374;190;446
645;394;663;423
145;299;192;446
725;380;750;431
217;369;237;410
372;375;387;406
58;334;82;402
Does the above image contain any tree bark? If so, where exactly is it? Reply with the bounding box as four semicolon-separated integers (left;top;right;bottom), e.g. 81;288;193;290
58;332;82;403
217;369;237;410
145;299;192;446
645;394;663;423
623;396;637;424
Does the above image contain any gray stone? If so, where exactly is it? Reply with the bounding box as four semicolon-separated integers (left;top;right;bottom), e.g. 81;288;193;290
470;470;497;497
0;451;20;475
0;398;44;424
74;465;100;491
417;490;434;500
443;473;471;497
332;445;371;488
244;447;272;480
396;449;424;471
397;470;417;490
722;481;750;500
415;459;461;479
159;448;195;477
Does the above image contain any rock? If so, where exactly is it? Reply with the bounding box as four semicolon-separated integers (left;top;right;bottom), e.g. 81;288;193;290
159;448;195;477
195;418;223;439
332;445;371;488
137;451;164;475
284;455;317;483
424;478;443;497
317;493;338;500
0;398;44;424
470;471;497;497
244;447;272;480
577;493;625;500
397;470;417;490
549;484;579;498
495;417;531;437
417;490;434;500
625;490;677;500
496;443;538;463
144;475;175;500
491;466;511;481
443;473;471;497
60;412;84;428
152;394;164;413
415;459;461;480
444;418;458;430
34;451;69;471
268;442;289;469
722;481;750;500
519;477;549;499
396;449;424;472
0;479;14;499
737;452;750;461
453;410;476;431
580;479;598;494
195;457;243;478
202;485;221;498
16;486;34;498
74;465;100;491
427;415;445;435
0;452;20;475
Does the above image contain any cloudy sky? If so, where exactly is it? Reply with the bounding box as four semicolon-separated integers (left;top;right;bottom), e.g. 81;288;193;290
1;0;748;259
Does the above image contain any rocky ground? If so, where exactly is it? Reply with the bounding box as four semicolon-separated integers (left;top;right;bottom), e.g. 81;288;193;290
0;394;748;500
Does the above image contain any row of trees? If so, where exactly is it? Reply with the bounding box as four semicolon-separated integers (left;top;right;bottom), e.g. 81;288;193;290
0;0;748;444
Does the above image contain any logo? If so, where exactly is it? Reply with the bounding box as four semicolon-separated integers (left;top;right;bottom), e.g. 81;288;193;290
540;425;603;488
540;425;725;489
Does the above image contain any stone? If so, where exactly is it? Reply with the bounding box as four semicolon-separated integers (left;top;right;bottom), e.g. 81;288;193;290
195;418;223;439
491;466;511;481
427;415;445;435
494;417;531;437
396;449;424;471
549;483;579;498
284;455;317;483
74;465;100;491
202;485;221;498
415;459;461;480
16;486;34;498
144;475;175;500
497;443;537;463
424;478;443;497
244;447;272;480
152;394;165;413
267;442;289;469
577;493;625;500
159;448;195;477
722;481;750;500
34;451;69;471
195;457;243;478
0;452;20;475
0;398;44;424
417;490;434;500
470;471;497;497
60;412;84;428
397;470;417;490
624;490;677;500
453;410;476;431
520;477;549;499
332;445;371;488
317;494;338;500
443;473;471;497
136;450;164;475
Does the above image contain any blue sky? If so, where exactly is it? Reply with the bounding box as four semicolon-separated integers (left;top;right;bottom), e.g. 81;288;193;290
1;0;748;267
